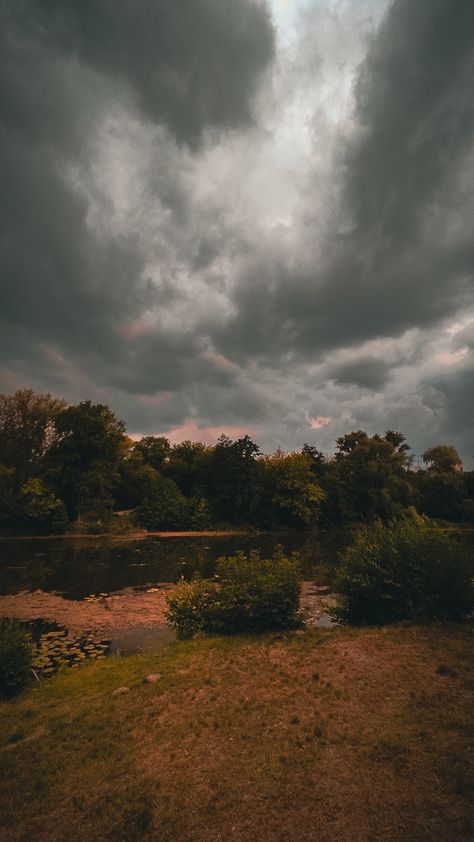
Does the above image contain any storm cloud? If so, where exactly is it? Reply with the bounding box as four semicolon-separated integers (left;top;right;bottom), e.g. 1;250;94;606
0;0;473;464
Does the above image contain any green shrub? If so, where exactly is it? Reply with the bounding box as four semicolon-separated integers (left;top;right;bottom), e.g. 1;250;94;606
208;548;302;633
335;515;474;625
0;619;33;698
165;547;301;638
164;577;216;640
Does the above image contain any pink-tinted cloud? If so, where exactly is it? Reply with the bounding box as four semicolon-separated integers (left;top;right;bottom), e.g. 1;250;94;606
0;367;32;392
309;416;332;429
435;347;470;367
117;319;155;341
162;419;256;445
202;351;236;371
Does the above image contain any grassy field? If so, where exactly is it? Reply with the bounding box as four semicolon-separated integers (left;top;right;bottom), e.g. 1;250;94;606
0;624;473;841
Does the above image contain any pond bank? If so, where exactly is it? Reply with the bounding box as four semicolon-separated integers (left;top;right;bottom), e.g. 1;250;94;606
0;529;252;541
0;582;336;639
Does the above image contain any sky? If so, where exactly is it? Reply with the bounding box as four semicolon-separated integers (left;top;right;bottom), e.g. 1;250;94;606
1;0;473;465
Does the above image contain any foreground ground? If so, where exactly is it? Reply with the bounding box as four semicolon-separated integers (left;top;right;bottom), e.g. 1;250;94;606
0;624;472;841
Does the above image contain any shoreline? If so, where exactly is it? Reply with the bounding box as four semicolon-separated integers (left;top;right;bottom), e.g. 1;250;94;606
1;525;473;541
0;582;336;636
0;529;253;541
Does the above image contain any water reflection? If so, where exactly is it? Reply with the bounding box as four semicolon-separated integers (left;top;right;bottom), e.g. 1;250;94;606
0;531;350;599
109;626;176;656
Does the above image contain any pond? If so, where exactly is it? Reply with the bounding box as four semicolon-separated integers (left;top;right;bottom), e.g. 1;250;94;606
1;529;471;670
0;531;348;599
0;531;345;666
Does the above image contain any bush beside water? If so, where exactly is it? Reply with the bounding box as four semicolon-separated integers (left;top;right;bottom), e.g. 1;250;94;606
0;619;33;698
335;514;474;625
166;547;301;639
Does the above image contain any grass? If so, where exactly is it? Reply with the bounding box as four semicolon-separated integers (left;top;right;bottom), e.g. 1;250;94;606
0;624;473;841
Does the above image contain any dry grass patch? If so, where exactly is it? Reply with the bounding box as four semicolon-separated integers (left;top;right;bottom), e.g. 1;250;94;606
0;625;472;841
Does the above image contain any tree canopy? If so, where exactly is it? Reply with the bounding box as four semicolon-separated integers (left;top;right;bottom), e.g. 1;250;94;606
0;388;472;534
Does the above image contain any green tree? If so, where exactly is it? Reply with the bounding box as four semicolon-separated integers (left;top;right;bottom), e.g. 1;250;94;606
0;464;17;530
18;478;69;534
322;430;415;523
135;474;189;530
47;402;126;521
422;444;463;473
113;453;160;510
420;445;466;521
165;440;209;497
204;434;261;524
132;436;171;472
0;389;65;486
301;444;327;476
261;451;326;527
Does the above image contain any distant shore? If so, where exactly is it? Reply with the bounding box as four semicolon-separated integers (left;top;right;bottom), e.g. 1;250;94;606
1;524;473;541
0;529;252;541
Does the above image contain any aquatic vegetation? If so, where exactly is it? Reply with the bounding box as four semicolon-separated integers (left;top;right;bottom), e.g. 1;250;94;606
28;622;111;677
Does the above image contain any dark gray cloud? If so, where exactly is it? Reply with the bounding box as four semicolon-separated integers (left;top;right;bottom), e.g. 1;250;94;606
0;0;275;426
422;362;474;461
218;0;474;361
0;0;473;463
330;358;390;391
30;0;274;146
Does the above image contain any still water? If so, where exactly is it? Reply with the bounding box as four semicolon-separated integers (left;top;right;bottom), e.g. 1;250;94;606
0;532;347;668
0;531;349;599
1;530;471;669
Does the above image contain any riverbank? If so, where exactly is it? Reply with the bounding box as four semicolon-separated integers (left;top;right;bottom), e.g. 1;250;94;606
0;529;252;541
1;624;472;841
2;524;473;541
0;582;336;638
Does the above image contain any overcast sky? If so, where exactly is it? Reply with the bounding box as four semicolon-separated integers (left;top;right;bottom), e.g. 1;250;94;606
1;0;473;464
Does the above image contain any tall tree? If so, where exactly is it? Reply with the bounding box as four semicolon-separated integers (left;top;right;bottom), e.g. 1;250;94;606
422;445;463;473
205;434;261;524
165;440;209;497
261;451;326;528
0;389;65;485
323;430;415;522
135;474;189;531
420;444;466;521
47;401;126;521
132;436;171;472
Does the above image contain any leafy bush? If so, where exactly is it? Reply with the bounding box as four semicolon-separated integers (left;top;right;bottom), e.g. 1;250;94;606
335;515;474;625
165;547;301;639
165;577;216;640
0;619;33;698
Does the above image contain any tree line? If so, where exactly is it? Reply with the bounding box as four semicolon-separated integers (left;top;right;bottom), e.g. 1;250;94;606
0;389;472;534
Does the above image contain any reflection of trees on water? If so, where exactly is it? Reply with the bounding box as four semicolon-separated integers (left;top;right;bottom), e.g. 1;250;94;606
6;527;466;598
